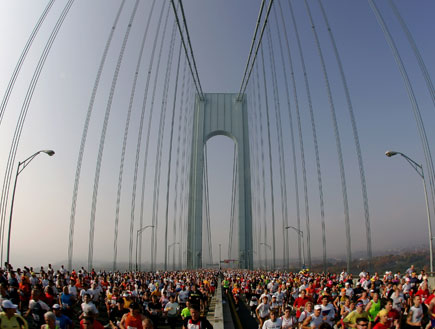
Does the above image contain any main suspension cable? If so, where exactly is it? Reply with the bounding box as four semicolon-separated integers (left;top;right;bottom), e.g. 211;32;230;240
238;0;266;99
169;0;204;99
239;0;275;98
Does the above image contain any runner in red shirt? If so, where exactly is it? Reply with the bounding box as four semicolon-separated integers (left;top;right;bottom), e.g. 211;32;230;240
294;290;310;318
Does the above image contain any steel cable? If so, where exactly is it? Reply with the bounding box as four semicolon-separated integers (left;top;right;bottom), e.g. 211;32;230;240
151;16;178;271
266;26;290;269
0;0;75;265
113;0;157;271
260;44;276;269
135;2;170;271
238;0;267;99
88;0;140;271
172;55;187;270
370;0;435;257
317;0;371;269
0;0;56;127
164;42;182;271
239;0;275;98
286;0;324;270
304;0;352;272
68;0;126;271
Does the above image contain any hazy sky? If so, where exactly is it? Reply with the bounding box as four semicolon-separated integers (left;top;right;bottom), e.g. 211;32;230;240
0;0;434;269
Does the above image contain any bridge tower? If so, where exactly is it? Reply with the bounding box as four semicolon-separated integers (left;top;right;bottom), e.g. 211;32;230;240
187;93;253;269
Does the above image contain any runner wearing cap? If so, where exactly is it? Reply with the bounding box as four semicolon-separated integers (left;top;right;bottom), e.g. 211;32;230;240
52;304;72;329
301;305;323;329
0;300;28;329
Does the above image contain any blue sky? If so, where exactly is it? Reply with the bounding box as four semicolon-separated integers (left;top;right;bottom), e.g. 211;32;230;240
0;0;434;269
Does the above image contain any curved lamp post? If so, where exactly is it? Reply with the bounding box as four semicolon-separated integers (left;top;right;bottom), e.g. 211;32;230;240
285;226;306;269
385;150;433;273
7;150;55;265
135;225;154;271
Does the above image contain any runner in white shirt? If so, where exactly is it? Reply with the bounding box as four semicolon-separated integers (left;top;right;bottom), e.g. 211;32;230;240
281;306;297;329
262;310;282;329
302;305;323;329
256;296;270;329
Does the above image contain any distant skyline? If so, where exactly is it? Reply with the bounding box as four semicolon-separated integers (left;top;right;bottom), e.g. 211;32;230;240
0;0;434;269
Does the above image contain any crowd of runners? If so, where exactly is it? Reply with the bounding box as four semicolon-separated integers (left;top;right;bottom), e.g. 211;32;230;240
0;263;433;329
223;265;434;329
0;264;217;329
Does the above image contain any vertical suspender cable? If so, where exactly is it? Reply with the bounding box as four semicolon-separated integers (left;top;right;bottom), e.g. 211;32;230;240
114;0;157;271
180;78;194;268
260;44;276;269
88;0;140;271
0;0;76;267
228;144;237;259
317;0;372;270
136;2;170;271
278;3;312;269
286;0;325;270
248;82;261;266
0;0;56;127
250;72;264;267
266;26;290;269
274;3;303;269
151;15;178;271
68;1;126;271
204;145;213;265
164;42;182;271
172;55;187;270
254;62;268;270
178;72;192;269
304;0;352;272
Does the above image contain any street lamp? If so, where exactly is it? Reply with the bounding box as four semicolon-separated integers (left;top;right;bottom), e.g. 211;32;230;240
135;225;154;271
385;150;433;273
7;150;55;265
285;226;306;269
168;242;180;270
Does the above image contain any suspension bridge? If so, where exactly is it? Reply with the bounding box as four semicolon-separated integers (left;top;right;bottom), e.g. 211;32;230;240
0;0;434;272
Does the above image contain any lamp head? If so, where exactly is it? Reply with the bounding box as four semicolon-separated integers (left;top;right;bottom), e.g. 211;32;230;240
42;150;55;156
385;150;398;157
